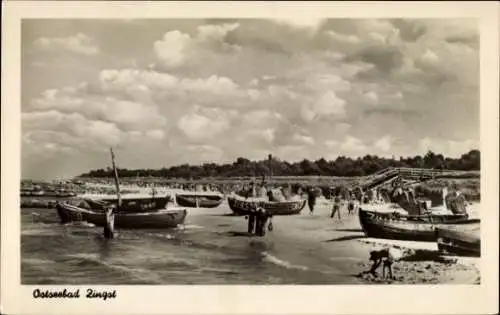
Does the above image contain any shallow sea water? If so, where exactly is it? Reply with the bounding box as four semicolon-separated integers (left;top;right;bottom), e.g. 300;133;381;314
21;199;368;285
22;198;480;285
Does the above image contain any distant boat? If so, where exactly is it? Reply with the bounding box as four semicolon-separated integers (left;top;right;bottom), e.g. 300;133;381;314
20;189;76;198
227;195;306;216
175;193;223;208
55;201;187;229
358;208;476;242
436;222;480;257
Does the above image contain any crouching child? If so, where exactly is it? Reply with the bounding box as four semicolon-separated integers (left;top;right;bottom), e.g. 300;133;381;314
368;248;396;280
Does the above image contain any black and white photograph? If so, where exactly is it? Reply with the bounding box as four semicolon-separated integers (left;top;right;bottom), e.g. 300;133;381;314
2;2;499;315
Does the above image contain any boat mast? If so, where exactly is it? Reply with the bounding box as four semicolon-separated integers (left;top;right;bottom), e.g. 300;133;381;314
268;154;273;182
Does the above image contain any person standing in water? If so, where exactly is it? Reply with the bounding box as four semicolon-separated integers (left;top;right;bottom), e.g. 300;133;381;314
255;208;272;237
247;207;257;235
307;187;317;215
103;205;116;239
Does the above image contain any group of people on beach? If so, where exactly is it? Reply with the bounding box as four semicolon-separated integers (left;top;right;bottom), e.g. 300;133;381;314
306;186;379;219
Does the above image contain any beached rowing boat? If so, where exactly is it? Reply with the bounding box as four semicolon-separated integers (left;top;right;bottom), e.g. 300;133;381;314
175;194;223;208
436;222;480;257
358;208;476;242
55;201;187;229
227;195;306;216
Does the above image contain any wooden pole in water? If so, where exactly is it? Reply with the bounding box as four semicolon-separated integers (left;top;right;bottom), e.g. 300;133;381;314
104;147;120;239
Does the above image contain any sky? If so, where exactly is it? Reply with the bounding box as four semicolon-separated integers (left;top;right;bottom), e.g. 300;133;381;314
21;18;480;179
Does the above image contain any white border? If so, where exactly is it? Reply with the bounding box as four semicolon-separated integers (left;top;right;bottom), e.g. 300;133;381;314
2;2;499;314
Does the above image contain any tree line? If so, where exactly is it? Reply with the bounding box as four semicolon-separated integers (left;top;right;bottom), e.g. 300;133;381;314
78;149;480;179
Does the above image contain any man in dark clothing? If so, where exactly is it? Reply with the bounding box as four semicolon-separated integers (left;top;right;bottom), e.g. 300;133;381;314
253;207;272;237
307;188;317;215
247;207;257;234
266;189;274;202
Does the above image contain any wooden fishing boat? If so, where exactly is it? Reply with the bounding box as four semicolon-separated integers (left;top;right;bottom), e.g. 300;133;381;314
20;198;57;209
358;208;476;242
436;222;480;257
55;201;187;229
227;196;307;216
175;193;223;208
88;195;171;212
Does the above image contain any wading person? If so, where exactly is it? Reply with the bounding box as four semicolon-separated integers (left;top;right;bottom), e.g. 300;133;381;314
255;208;272;237
330;194;342;220
103;205;115;239
254;208;264;236
247;207;257;235
307;187;317;215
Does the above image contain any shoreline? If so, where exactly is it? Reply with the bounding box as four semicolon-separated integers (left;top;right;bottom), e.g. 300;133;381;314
23;196;481;285
258;201;481;284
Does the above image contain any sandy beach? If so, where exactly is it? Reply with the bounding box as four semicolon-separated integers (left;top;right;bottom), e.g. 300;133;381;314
237;198;481;285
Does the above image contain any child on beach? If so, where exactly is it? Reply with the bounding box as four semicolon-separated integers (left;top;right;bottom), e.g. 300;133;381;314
347;193;357;215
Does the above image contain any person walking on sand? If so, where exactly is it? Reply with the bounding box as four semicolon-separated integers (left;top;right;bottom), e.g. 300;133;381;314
330;194;342;220
307;187;317;215
347;193;356;215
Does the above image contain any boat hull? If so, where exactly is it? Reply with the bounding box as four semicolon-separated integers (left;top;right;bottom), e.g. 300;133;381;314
175;194;223;208
436;224;480;257
358;208;476;242
89;196;170;212
56;202;187;229
227;196;306;216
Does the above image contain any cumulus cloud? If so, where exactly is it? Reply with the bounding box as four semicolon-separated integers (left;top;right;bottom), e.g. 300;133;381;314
177;109;230;142
373;135;393;152
271;18;324;33
363;91;379;106
33;33;100;55
153;31;191;67
418;137;478;158
100;68;241;95
21;19;479;178
23;110;123;149
327;30;361;44
30;84;167;131
154;23;241;69
313;92;346;115
340;136;367;153
325;140;339;148
292;134;316;145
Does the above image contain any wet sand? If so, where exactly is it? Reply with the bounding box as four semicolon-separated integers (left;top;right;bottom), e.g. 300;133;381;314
262;198;480;284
